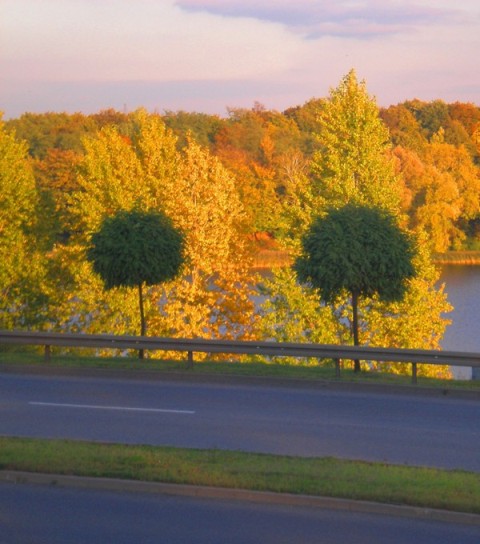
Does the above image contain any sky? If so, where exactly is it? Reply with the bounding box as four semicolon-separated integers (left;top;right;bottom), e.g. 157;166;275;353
1;0;479;119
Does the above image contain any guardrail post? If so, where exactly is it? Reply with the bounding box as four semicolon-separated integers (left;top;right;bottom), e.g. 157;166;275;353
411;362;417;384
187;350;194;369
44;345;51;363
335;359;341;379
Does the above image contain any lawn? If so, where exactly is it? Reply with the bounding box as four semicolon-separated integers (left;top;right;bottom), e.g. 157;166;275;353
1;437;479;515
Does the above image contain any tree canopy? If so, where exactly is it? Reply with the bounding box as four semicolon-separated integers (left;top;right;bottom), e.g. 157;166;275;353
295;205;416;303
311;70;401;211
87;209;184;353
87;209;184;291
295;204;417;370
0;117;48;328
1;71;472;376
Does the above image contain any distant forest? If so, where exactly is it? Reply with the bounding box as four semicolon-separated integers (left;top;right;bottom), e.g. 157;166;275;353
6;94;480;253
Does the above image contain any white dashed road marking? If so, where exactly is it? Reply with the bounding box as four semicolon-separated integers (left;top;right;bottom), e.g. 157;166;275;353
29;401;195;414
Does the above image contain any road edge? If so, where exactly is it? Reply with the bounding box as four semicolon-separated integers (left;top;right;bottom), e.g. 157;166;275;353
1;363;479;400
1;470;479;526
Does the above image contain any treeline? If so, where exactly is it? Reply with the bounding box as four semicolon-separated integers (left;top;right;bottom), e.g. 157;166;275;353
1;71;474;376
6;92;480;253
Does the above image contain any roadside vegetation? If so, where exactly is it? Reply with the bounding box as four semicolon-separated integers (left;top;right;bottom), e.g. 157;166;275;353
1;437;478;515
2;72;479;522
1;349;479;390
2;70;479;379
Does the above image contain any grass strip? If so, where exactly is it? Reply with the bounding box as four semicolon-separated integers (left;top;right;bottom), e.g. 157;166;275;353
1;350;479;390
1;437;479;514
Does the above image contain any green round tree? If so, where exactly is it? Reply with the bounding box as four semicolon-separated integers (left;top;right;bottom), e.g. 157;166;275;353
294;204;416;371
87;209;184;356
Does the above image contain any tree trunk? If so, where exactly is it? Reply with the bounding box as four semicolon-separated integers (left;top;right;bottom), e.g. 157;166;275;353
352;290;360;372
138;282;145;360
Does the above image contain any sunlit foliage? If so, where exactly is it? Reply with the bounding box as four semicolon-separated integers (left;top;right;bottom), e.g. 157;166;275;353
4;73;479;376
0;117;48;328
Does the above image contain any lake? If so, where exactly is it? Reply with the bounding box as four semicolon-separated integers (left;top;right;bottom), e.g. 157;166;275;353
439;265;480;379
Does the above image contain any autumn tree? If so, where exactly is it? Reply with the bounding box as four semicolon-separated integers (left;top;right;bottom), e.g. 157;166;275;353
6;112;97;159
405;99;450;139
311;70;401;211
0;117;48;328
214;105;303;235
380;104;427;151
151;137;258;341
89;109;130;130
163;110;224;150
284;98;325;156
257;267;345;365
275;151;321;250
394;138;480;252
259;72;452;377
359;235;452;377
33;148;83;244
424;137;480;223
40;111;180;335
295;205;416;372
51;110;256;345
448;102;480;135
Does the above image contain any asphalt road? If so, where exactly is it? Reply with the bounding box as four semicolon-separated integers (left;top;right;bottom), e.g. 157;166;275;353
1;372;479;471
1;482;479;544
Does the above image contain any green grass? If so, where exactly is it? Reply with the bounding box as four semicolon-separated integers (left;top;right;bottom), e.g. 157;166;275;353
1;353;478;514
1;348;479;390
1;437;478;514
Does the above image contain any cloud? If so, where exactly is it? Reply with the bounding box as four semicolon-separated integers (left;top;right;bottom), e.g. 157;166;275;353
1;0;302;83
2;0;479;117
176;0;463;39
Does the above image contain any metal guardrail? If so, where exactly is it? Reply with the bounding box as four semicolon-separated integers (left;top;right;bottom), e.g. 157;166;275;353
0;330;479;383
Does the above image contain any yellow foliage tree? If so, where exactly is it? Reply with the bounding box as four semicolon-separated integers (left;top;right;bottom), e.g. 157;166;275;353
262;72;452;378
149;137;258;342
51;111;257;348
357;237;452;377
394;140;480;252
0;118;48;328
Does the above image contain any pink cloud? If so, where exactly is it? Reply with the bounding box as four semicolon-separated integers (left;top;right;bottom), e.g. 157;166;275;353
176;0;461;38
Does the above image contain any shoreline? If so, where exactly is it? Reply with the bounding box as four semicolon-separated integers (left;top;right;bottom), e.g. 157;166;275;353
432;251;480;266
253;249;480;269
